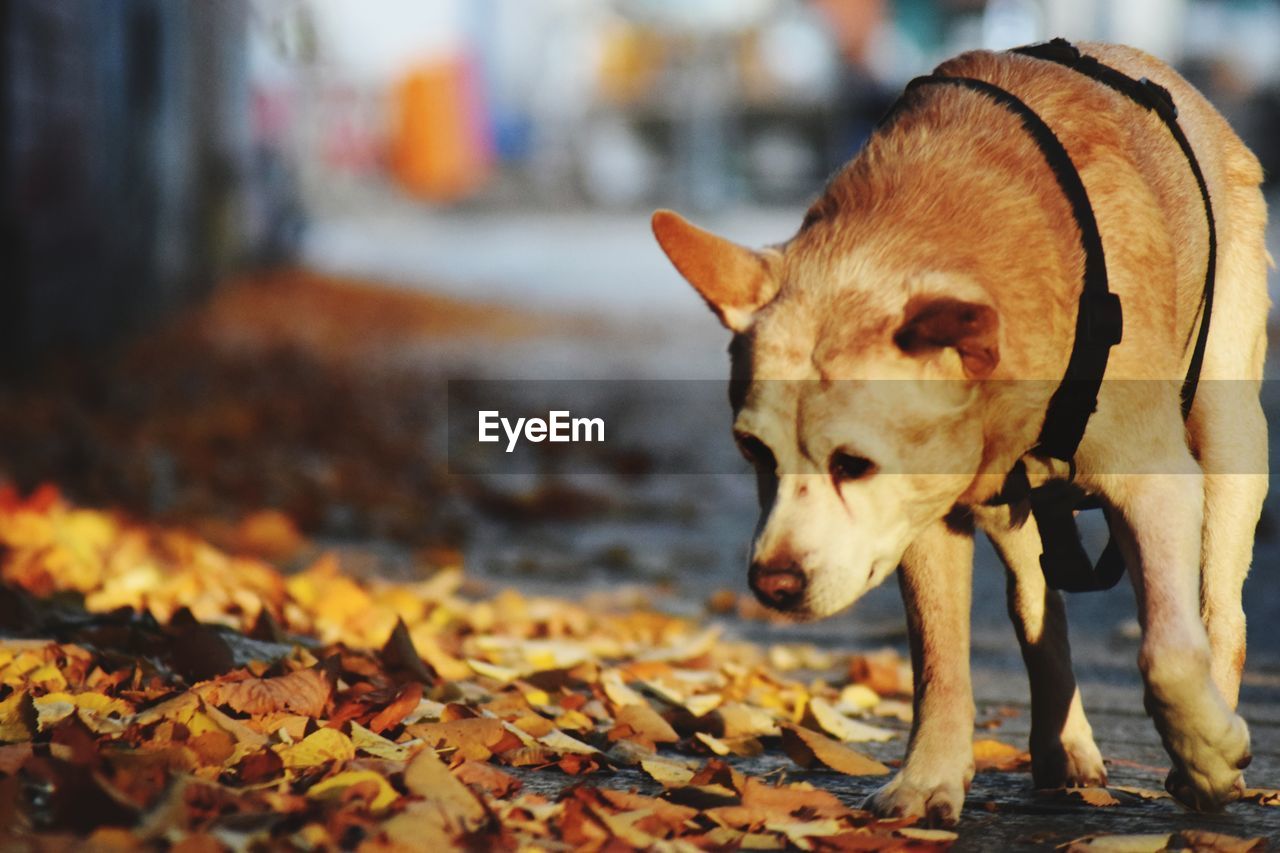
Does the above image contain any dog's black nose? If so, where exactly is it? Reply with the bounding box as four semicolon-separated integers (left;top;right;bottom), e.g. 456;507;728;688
749;562;807;610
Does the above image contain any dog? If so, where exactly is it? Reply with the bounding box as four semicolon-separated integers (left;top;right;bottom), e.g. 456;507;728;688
653;41;1270;825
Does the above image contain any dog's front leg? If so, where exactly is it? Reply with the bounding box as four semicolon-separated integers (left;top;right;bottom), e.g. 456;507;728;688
864;515;975;826
1108;468;1251;810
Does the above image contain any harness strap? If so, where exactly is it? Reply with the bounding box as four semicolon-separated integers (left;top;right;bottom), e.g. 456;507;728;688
893;74;1123;464
1013;38;1217;418
1009;40;1218;593
883;46;1216;594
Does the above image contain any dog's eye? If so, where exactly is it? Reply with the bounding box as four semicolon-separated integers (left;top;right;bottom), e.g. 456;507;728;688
829;451;876;484
735;433;776;471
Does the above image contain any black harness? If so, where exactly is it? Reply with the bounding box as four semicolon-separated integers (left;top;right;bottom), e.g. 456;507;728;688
884;39;1216;592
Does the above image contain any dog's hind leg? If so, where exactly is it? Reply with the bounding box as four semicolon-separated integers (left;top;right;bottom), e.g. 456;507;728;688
1186;178;1269;709
978;506;1106;788
1099;428;1250;810
1188;391;1267;710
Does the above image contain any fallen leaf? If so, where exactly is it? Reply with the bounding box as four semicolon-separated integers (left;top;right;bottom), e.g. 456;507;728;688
695;732;733;756
640;756;696;787
401;748;487;832
779;725;890;776
808;697;895;743
837;683;880;712
307;769;399;811
847;650;913;697
453;761;521;798
367;681;423;734
612;702;678;744
350;721;418;761
276;727;355;769
897;826;960;842
1053;787;1122;807
406;718;515;761
1241;787;1280;806
600;670;646;707
201;668;330;718
716;702;780;738
231;748;283;784
739;776;851;820
973;738;1030;771
1110;785;1170;801
538;729;599;756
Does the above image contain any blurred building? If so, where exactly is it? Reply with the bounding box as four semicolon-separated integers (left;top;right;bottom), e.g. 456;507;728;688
0;0;253;366
258;0;1279;217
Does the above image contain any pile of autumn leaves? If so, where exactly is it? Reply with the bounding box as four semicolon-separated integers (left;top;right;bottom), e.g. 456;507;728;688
0;485;976;850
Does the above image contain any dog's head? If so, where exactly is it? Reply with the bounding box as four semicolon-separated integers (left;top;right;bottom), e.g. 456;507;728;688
653;209;998;619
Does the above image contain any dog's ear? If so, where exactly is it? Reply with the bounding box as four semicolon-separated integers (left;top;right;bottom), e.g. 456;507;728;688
652;210;779;331
894;296;999;379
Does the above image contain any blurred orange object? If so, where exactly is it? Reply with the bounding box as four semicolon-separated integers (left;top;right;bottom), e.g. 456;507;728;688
391;58;491;202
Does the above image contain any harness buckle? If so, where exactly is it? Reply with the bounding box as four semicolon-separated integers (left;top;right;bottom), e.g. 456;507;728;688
1083;289;1123;347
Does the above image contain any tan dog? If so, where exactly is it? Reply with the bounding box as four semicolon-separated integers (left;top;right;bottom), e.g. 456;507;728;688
653;42;1270;825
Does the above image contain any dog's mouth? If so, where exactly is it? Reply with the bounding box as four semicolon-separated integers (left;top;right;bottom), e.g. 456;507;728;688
748;557;896;621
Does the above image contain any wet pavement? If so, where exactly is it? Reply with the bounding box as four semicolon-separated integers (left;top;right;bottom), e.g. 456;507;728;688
304;198;1280;845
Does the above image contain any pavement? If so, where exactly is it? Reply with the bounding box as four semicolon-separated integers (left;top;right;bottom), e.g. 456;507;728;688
303;197;1280;846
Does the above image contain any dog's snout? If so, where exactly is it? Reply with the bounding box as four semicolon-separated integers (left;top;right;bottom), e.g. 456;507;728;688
749;561;807;610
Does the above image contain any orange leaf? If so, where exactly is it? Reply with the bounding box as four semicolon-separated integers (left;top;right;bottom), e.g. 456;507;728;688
406;718;513;761
201;668;330;718
612;703;678;744
452;760;522;798
367;682;423;734
973;738;1030;772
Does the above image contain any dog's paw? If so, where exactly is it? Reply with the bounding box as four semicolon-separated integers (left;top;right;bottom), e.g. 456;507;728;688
1160;711;1250;811
1031;733;1107;789
863;772;968;827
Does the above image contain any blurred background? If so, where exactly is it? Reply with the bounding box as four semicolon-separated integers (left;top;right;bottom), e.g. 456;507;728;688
2;0;1279;655
5;0;1279;358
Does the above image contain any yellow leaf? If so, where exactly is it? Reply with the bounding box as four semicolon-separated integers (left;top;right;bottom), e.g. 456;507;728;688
696;732;733;756
521;640;589;672
779;724;890;776
808;697;895;743
277;727;355;769
26;665;66;691
837;684;880;712
639;756;696;787
71;692;132;716
682;694;722;718
553;709;594;732
638;626;722;663
32;693;76;730
538;729;598;756
307;769;399;811
0;691;34;742
600;670;645;707
350;721;418;761
467;659;521;683
897;827;960;842
717;703;779;738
